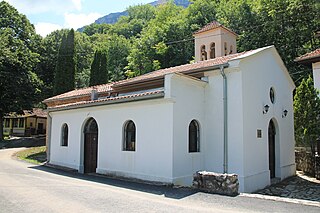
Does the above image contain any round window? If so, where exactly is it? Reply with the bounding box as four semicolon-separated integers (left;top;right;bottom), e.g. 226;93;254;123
270;87;275;104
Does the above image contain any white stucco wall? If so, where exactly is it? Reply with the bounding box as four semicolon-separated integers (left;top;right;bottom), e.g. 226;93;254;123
48;46;295;193
166;74;207;185
49;99;175;183
313;62;320;92
238;48;296;192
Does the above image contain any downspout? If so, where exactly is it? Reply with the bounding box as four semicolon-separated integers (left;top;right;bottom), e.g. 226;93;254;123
46;112;52;164
220;65;228;174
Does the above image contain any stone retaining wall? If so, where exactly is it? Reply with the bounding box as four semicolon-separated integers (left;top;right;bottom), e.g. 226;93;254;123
193;171;239;196
295;149;320;180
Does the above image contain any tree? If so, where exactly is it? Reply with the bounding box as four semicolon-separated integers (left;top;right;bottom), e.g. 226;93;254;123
74;31;94;88
36;29;69;99
53;29;76;95
89;50;108;86
294;76;320;158
126;2;191;77
0;1;42;140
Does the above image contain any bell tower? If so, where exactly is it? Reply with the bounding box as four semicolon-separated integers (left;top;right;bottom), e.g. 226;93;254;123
193;21;238;62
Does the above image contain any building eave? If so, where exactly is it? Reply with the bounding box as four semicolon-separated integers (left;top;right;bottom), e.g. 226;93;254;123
47;91;165;113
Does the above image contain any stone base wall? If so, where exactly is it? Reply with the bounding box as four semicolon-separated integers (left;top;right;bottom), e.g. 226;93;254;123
193;171;239;196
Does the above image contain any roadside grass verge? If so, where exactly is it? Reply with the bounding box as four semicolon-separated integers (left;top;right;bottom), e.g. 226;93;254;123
16;146;47;165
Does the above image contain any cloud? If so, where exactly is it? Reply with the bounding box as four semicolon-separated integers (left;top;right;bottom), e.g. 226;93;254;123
34;22;62;37
64;12;102;30
4;0;83;14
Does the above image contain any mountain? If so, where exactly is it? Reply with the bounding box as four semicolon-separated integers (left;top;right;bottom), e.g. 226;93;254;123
79;0;190;31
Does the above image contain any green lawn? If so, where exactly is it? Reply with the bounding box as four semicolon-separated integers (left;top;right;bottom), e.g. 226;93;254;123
16;146;47;165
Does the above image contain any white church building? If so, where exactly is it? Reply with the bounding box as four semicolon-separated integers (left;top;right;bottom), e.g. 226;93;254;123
44;21;296;192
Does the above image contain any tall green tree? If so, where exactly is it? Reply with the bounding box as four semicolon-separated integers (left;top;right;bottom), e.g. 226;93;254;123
53;29;76;95
0;1;42;140
294;76;320;157
36;29;69;99
89;50;108;86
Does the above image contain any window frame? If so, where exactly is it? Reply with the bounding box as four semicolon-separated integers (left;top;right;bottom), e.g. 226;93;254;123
189;120;200;153
5;119;10;128
12;118;18;128
123;120;136;152
270;87;275;104
19;118;24;128
200;45;207;61
61;123;69;147
210;42;216;59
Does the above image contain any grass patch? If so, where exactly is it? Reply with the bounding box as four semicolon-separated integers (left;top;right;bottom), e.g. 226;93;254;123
16;146;47;165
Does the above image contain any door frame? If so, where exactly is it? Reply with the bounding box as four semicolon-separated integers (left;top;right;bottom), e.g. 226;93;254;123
268;118;280;179
79;117;99;173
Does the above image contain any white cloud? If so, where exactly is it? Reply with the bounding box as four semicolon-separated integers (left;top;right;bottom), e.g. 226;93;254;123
4;0;83;14
64;12;102;29
35;22;62;37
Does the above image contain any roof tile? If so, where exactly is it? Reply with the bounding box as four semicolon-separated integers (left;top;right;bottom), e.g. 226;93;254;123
295;48;320;62
193;20;237;36
44;50;252;103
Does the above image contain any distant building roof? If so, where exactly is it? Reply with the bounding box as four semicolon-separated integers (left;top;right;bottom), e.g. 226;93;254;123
295;48;320;64
193;21;238;36
5;108;47;118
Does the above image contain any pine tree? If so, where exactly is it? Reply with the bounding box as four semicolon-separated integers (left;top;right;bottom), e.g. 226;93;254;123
294;76;320;157
53;29;75;95
89;50;108;86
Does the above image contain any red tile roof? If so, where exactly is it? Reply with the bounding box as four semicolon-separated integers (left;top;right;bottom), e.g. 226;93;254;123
48;90;164;110
295;48;320;63
44;83;114;102
5;108;47;118
193;21;238;36
44;50;252;104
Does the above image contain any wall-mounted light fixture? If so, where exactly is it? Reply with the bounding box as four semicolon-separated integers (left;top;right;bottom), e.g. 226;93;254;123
263;104;270;114
282;109;288;118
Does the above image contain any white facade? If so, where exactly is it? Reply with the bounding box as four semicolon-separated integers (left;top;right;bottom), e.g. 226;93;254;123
313;62;320;91
47;46;296;192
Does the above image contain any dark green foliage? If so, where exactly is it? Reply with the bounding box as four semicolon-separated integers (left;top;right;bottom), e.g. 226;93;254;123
38;0;318;90
36;29;69;99
89;50;108;86
82;23;111;36
53;29;76;95
294;76;320;155
0;1;42;140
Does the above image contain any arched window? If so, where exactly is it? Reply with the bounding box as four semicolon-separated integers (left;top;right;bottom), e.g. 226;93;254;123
229;45;233;54
210;42;216;59
270;87;275;104
224;42;228;56
189;120;200;153
61;123;68;146
200;45;207;61
123;120;136;151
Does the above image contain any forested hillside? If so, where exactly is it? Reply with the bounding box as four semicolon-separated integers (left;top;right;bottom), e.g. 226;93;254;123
90;0;190;25
2;0;320;105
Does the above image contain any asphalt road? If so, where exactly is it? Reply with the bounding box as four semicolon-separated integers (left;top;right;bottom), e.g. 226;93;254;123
0;148;319;213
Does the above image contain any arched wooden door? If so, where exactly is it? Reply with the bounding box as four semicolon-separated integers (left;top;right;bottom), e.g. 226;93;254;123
268;120;276;178
84;118;98;173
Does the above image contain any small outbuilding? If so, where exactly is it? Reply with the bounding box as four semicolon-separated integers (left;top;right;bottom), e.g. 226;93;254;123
44;21;296;192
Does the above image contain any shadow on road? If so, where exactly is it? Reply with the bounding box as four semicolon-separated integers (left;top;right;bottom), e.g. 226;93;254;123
29;164;198;200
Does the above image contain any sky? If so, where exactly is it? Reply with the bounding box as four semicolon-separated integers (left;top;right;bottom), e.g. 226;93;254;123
4;0;153;37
